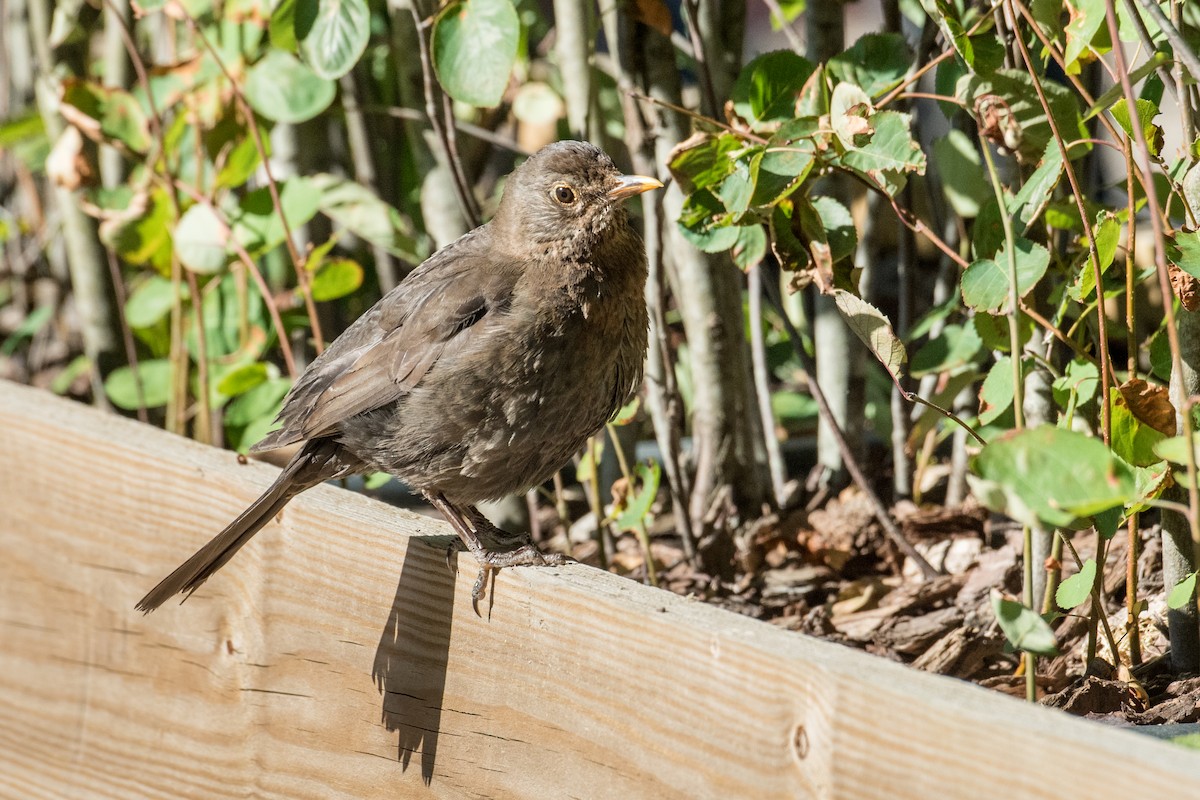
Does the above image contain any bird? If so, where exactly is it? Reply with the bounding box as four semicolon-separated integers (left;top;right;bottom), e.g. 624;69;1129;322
137;141;662;614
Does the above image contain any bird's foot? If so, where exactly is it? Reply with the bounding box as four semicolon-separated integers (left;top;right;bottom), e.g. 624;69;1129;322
456;535;571;616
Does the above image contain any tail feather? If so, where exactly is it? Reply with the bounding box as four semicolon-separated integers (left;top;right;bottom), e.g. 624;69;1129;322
136;439;348;613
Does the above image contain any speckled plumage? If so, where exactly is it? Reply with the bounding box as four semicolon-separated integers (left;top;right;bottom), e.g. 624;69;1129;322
137;141;656;612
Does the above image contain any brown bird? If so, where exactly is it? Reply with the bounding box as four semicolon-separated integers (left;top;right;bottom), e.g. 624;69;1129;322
137;141;661;614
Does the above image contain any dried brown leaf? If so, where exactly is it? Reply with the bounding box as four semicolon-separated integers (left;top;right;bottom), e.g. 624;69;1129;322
1118;378;1176;436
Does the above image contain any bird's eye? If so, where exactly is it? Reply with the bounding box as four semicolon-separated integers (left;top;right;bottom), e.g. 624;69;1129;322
552;184;577;205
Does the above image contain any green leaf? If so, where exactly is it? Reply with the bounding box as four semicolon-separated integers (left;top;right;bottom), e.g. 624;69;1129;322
1052;357;1101;409
910;323;984;377
668;132;741;192
1062;0;1106;72
1168;572;1198;610
175;204;228;274
678;190;740;253
839;110;925;195
1168;229;1200;280
310;257;363;301
102;189;173;271
217;362;269;397
225;377;291;426
771;391;819;428
104;359;172;410
971;426;1138;528
731;50;816;125
730;224;767;270
270;0;299;51
124;276;180;328
575;439;604;484
960;238;1050;313
752;139;815;205
973;311;1033;354
611;395;640;425
613;461;662;532
716;158;756;217
0;305;53;356
309;173;421;259
1009;141;1063;234
964;70;1088;164
978;356;1016;425
1110;98;1162;156
60;80;151;153
432;0;520;108
1084;52;1169;119
1110;386;1168;467
1056;558;1096;610
295;0;370;80
363;471;393;490
991;591;1059;656
1074;212;1122;300
811;196;856;263
827;32;913;97
932;129;989;218
1154;434;1200;465
232;177;322;255
831;289;907;387
769;203;809;272
245;48;336;123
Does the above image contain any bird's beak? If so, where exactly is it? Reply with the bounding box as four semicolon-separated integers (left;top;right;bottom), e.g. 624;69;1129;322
608;174;664;200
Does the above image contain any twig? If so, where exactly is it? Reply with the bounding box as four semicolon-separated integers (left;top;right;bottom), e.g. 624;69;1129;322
408;0;480;228
103;247;147;423
1132;0;1200;79
182;13;325;354
174;182;298;376
1104;0;1200;670
340;74;399;292
764;284;941;579
361;104;532;155
1008;0;1113;444
681;0;718;117
748;264;788;507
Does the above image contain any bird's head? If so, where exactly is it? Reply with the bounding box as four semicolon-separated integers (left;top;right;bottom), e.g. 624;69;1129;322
493;141;662;255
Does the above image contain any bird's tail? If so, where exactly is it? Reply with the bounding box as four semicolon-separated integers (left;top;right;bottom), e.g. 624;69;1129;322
136;439;347;613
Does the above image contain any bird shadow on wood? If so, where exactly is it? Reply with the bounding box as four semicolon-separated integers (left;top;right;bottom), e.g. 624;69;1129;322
372;534;457;785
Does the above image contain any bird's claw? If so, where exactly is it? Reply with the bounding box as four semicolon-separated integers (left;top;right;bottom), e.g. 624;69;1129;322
461;542;573;617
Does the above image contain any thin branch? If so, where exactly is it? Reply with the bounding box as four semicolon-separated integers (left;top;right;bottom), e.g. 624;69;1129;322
1132;0;1200;79
182;13;325;354
408;0;480;228
360;105;531;155
763;283;941;579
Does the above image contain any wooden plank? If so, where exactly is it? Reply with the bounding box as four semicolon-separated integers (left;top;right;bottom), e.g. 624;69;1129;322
0;378;1196;799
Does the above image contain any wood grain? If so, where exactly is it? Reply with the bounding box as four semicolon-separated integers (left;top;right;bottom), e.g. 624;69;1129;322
0;380;1196;799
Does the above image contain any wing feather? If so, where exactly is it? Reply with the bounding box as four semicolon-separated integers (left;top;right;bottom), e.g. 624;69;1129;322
252;232;519;452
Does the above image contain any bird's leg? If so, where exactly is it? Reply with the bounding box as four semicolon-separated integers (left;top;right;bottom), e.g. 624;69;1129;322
425;493;570;614
462;505;532;548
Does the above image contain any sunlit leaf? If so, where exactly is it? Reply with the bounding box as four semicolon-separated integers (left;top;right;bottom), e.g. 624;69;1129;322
827;32;912;97
1168;572;1198;610
432;0;520;107
296;0;370;80
1056;558;1096;610
960;238;1049;313
104;359;172;410
245;48;336;123
992;591;1059;656
971;425;1137;527
175;203;228;274
832;289;907;387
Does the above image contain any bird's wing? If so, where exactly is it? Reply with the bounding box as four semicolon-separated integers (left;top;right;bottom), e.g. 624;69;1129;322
251;233;519;451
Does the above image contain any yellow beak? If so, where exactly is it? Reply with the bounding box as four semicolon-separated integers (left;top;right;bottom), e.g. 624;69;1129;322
608;174;665;200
